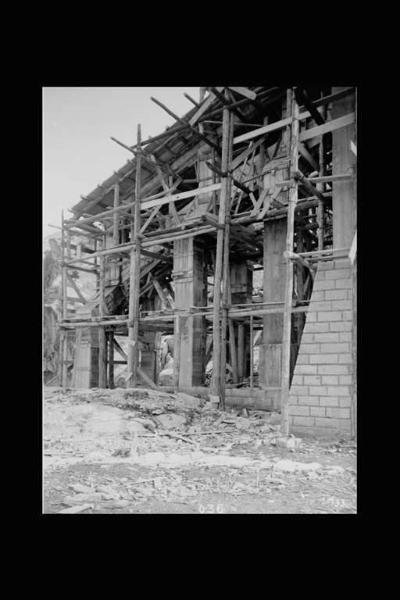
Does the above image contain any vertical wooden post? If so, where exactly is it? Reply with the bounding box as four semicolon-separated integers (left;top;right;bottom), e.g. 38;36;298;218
113;183;120;246
227;273;238;384
317;94;327;250
237;322;245;381
98;252;107;388
228;320;238;384
210;92;231;401
250;315;254;388
61;210;69;391
128;124;142;387
108;330;114;389
351;88;357;439
173;315;182;392
296;233;304;300
220;98;234;409
66;229;71;259
60;209;67;390
280;88;299;436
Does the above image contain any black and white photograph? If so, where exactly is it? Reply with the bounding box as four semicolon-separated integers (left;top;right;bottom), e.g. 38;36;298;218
42;86;357;514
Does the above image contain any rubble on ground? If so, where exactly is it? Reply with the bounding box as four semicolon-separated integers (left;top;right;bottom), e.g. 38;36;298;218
43;387;357;514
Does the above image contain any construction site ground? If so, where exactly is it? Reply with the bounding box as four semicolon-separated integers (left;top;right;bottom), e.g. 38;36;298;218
43;387;357;514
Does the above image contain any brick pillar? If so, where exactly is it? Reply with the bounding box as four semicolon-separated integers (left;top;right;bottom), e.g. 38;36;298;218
173;238;207;387
289;258;354;435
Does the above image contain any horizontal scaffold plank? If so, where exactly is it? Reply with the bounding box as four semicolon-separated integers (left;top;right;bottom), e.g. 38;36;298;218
233;108;354;146
233;117;292;145
141;183;222;210
299;113;355;142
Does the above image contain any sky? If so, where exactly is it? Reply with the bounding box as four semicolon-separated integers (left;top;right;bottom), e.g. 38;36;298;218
42;87;200;238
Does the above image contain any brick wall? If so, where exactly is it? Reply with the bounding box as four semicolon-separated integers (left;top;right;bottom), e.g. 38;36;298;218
289;257;355;436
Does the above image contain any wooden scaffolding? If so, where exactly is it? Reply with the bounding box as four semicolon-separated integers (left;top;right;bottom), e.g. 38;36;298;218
57;85;356;435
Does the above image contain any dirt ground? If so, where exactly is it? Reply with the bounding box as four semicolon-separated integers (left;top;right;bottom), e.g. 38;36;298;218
43;387;357;514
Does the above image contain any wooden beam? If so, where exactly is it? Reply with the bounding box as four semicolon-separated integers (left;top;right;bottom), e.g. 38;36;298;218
276;173;353;187
66;273;87;304
295;87;325;125
293;170;325;202
142;182;222;211
209;87;248;124
233;104;327;146
151;276;170;310
151;96;220;153
234;117;292;145
228;87;257;101
205;160;253;198
298;141;319;171
284;251;315;281
299;113;355;142
114;338;128;361
310;87;354;108
184;92;200;107
111;137;173;178
69;185;184;230
65;264;98;274
230;137;266;171
140;205;161;235
189;92;217;126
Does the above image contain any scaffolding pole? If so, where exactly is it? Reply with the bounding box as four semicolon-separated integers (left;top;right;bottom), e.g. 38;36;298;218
108;329;114;389
220;95;234;409
280;88;299;436
60;209;68;391
210;91;230;402
127;124;142;387
317;94;327;249
98;249;107;388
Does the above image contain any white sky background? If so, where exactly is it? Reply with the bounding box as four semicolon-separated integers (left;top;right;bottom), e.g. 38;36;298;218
43;87;200;238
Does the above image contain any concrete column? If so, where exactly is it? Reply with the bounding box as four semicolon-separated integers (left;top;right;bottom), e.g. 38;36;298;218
173;238;207;387
138;296;157;384
230;261;252;379
332;87;356;249
261;218;287;388
140;330;157;382
105;230;120;287
230;262;252;304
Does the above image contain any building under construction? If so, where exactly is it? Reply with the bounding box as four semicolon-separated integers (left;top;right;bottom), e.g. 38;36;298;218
57;86;357;438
